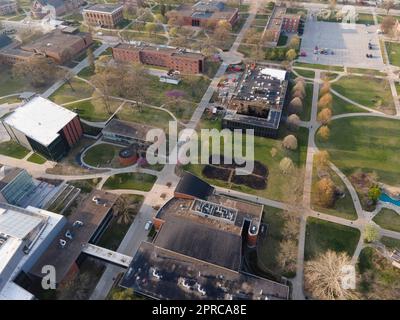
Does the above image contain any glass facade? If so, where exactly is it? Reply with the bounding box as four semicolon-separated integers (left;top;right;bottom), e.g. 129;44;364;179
1;170;36;205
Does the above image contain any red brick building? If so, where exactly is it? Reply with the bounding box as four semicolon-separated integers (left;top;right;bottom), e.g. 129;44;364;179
83;3;123;28
281;14;301;33
173;0;239;28
113;43;205;74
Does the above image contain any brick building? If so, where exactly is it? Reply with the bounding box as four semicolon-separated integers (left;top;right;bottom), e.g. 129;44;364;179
264;6;301;45
0;28;92;65
173;0;239;28
281;13;301;33
3;96;83;161
0;0;17;15
31;0;84;19
113;42;205;74
83;3;123;28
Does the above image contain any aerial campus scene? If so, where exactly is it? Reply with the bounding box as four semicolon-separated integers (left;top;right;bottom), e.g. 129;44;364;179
0;0;399;307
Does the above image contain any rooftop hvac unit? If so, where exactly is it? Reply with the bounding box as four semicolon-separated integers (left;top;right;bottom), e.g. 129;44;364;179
73;220;84;228
65;230;73;240
59;239;66;248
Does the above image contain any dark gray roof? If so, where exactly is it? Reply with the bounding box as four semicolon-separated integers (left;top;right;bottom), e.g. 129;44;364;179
175;172;214;200
0;35;12;49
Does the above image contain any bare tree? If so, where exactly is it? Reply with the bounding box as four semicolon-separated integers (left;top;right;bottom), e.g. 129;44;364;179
317;108;332;125
304;250;358;300
282;134;298;150
318;125;330;141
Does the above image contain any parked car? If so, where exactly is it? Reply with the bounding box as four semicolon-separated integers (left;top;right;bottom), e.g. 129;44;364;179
145;221;153;231
300;51;307;57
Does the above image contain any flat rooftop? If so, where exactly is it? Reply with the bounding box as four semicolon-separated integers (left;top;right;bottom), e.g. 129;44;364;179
103;119;156;142
29;190;118;282
84;3;123;13
120;242;289;300
177;0;237;20
115;42;204;60
3;96;77;147
21;29;88;54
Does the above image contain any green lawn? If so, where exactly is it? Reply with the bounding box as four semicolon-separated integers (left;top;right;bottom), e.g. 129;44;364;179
68;178;100;193
83;143;122;168
116;103;174;131
346;67;386;77
103;173;156;191
257;206;297;277
293;68;315;79
0;66;42;97
381;236;400;249
373;208;400;232
305;217;360;260
120;30;168;45
49;78;94;104
277;34;288;46
64;98;121;122
301;83;314;121
332;75;395;114
97;195;144;250
143;75;210;107
184;126;309;203
0;141;30;159
77;66;95;79
357;247;400;299
162;100;197;122
311;161;357;220
294;62;344;72
316;117;400;187
27;153;46;164
385;42;400;67
356;13;375;25
331;94;366;115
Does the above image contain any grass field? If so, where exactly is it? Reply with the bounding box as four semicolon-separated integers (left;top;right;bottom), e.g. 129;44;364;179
257;206;297;278
293;68;315;79
83;144;123;168
316;117;400;187
97;195;144;250
311;162;357;220
0;141;29;159
184;126;309;203
373;208;400;232
103;173;157;191
294;62;344;72
381;236;400;249
0;66;42;97
332;75;395;114
385;42;400;67
301;83;314;121
346;67;386;76
49;78;94;104
68;178;100;193
331;94;366;115
356;13;375;25
116;103;174;131
64;98;121;122
27;153;46;164
305;217;360;260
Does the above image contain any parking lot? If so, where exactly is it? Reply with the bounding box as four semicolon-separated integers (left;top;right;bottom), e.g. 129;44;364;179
298;17;385;70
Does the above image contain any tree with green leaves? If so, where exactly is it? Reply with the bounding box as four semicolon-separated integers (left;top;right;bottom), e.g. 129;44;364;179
286;48;297;61
364;224;379;243
368;185;381;203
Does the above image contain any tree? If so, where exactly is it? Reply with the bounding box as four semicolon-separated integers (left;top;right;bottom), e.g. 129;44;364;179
13;55;58;87
294;76;305;84
316;177;336;207
145;22;157;36
381;15;396;34
113;196;136;224
288;35;300;50
319;80;331;96
292;81;305;96
318;125;330;141
270;147;278;158
282;134;298;150
288;97;303;114
212;20;231;47
250;45;265;62
317;108;332;125
318;92;333;109
277;239;297;273
382;0;395;14
315;150;330;168
87;47;95;69
286;48;297;61
287;114;300;131
109;288;136;300
304;250;358;300
282;212;300;240
368;185;381;203
160;3;166;16
329;0;337;9
279;157;294;174
364;224;379;243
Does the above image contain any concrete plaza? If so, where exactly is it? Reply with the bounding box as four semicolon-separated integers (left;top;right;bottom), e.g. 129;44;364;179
298;19;385;70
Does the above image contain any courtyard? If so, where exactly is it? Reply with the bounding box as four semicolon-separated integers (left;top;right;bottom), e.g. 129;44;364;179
299;19;385;70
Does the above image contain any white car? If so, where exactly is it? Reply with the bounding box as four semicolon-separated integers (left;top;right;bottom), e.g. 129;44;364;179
145;221;152;231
